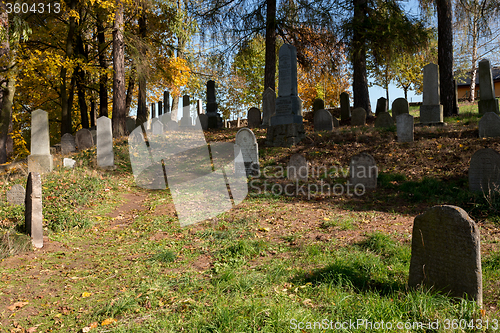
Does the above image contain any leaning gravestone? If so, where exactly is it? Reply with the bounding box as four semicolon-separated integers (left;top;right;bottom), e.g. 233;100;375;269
287;153;308;181
60;133;76;155
478;59;500;115
351;108;366;126
469;148;500;192
314;109;334;132
340;92;350;121
247;107;262;128
375;111;394;128
261;87;276;128
75;128;94;151
397;114;414;143
313;98;325;114
391;98;409;120
25;172;43;248
27;109;53;174
408;205;482;306
420;63;444;125
479;112;500;138
7;184;25;205
97;116;115;168
350;153;377;189
235;128;259;177
375;97;388;116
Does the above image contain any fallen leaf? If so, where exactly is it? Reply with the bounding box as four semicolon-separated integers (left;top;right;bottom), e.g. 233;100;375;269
8;302;28;311
81;292;91;298
101;318;117;326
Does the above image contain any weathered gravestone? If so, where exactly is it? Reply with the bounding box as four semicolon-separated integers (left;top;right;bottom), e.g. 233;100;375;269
235;128;259;177
75;128;94;151
340;92;350;121
206;80;223;128
152;121;164;135
420;63;444;125
180;95;193;127
97;116;115;168
63;158;77;168
332;115;339;128
408;205;482;306
160;113;171;127
349;153;377;190
478;59;500;115
126;117;136;134
287;153;308;181
165;120;179;132
247;107;262;128
375;97;388;117
479;112;500;138
60;133;76;155
374;111;394;128
28;109;53;174
314;109;334;132
261;87;276;128
197;99;204;115
25;172;43;248
150;103;156;119
351;108;366;126
164;91;170;114
313;98;325;114
198;114;208;130
391;98;409;120
7;184;25;205
397;114;414;143
469;148;500;192
158;101;163;116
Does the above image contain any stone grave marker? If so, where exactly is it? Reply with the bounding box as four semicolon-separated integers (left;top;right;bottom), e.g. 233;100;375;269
397;113;414;143
7;184;25;205
375;97;388;116
63;158;77;168
340;92;350;121
158;101;163;116
165;120;179;132
351;107;366;126
206;80;222;128
197;99;204;115
76;128;94;151
164;91;170;114
152;120;164;135
126;117;136;134
314;109;334;132
287;153;308;181
478;59;500;115
247;107;261;128
350;153;377;189
375;111;394;128
479;112;500;138
469;148;500;192
25;172;43;248
235;128;259;176
313;98;325;113
27;109;53;174
420;63;444;125
198;114;208;130
261;87;276;128
180;95;193;127
97;116;115;168
408;205;482;306
60;133;76;155
392;98;409;120
332;115;339;128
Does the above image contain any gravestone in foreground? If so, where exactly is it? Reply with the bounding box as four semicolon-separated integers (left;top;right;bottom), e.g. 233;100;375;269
375;97;388;117
351;108;366;126
409;205;482;306
7;184;25;205
375;111;394;128
469;148;500;192
478;59;500;115
247;108;261;128
235;128;259;177
27;109;53;174
349;153;377;190
391;98;409;121
479;112;500;138
397;114;414;143
97;116;115;168
420;63;444;125
287;153;308;181
25;172;43;248
314;109;334;132
261;87;276;128
60;133;76;155
340;92;350;121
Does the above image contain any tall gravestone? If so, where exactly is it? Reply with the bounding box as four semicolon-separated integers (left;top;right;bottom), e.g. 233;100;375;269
28;109;53;174
351;108;366;126
261;87;276;128
75;128;94;151
198;114;208;130
479;112;500;138
60;133;76;155
164;91;170;115
420;63;444;125
469;148;500;192
287;154;308;181
151;103;156;119
391;98;409;120
266;44;305;146
314;109;334;132
375;112;394;128
397;114;414;143
313;98;325;114
340;92;350;121
7;184;25;206
235;128;259;176
350;153;377;190
25;172;43;248
180;95;193;127
409;205;482;306
197;100;204;115
478;59;500;115
97;116;115;168
247;108;261;128
158;101;163;116
206;80;223;128
375;97;388;116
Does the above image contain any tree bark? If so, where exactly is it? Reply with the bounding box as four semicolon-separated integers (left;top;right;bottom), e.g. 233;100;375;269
352;0;372;115
469;20;478;102
0;0;11;164
125;67;136;117
77;67;89;129
97;11;108;117
436;0;455;116
136;11;148;125
112;0;127;137
61;0;77;135
264;0;277;92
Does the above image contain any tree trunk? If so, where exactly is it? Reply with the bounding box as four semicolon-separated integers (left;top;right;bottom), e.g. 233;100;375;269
97;11;108;117
469;20;478;102
77;68;89;129
436;0;455;116
264;0;277;92
136;11;148;125
352;0;372;115
61;0;77;135
0;1;11;164
125;67;136;117
112;0;127;137
171;96;179;121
